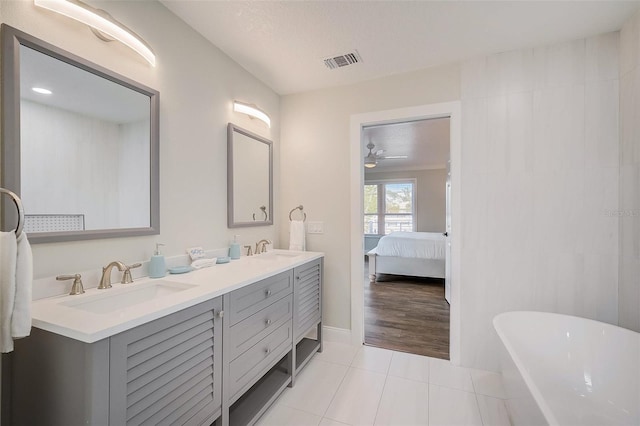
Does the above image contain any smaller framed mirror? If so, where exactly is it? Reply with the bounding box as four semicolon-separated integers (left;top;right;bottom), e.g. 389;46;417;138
227;123;273;228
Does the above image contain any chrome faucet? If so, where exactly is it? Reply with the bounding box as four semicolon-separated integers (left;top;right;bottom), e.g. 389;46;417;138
56;273;85;295
255;239;272;254
98;261;126;289
121;263;142;284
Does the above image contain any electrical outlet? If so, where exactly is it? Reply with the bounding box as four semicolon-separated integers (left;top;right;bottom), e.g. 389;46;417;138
307;221;324;234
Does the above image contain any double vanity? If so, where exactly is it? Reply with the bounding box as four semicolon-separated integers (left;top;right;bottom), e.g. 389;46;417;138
7;250;323;426
1;22;306;426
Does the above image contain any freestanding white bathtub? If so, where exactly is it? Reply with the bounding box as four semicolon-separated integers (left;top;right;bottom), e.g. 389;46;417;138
494;311;639;426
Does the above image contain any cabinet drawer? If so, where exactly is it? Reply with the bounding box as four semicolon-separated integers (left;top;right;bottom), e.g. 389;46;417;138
229;270;293;325
229;321;292;401
229;295;292;361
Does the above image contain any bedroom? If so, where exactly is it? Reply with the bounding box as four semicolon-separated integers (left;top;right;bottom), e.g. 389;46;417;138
362;117;451;359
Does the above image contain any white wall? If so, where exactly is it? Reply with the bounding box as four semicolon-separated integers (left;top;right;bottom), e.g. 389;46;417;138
20;101;150;230
619;12;640;331
0;0;280;278
460;32;620;370
117;119;151;228
281;32;620;371
280;65;460;329
364;168;447;232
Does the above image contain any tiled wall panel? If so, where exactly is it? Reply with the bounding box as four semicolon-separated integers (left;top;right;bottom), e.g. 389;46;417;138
460;33;620;370
619;12;640;332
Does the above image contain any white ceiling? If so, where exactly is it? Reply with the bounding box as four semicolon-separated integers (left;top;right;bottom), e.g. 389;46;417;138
161;0;639;95
363;118;450;172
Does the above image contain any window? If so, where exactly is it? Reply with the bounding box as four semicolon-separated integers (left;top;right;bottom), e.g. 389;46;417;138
364;180;416;235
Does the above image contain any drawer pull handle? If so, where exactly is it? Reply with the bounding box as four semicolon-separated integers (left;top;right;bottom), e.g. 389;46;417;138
217;310;224;318
296;275;300;280
265;319;272;326
265;289;272;297
264;347;271;354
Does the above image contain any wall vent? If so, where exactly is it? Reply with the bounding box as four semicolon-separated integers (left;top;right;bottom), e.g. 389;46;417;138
323;50;362;70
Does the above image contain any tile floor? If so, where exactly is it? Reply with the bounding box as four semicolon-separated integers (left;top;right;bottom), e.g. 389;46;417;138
256;342;511;426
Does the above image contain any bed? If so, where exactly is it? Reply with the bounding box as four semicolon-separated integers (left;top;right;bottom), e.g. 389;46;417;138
367;231;446;282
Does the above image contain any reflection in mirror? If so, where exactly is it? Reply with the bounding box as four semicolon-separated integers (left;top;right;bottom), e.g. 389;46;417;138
227;124;273;228
21;45;150;232
1;25;159;243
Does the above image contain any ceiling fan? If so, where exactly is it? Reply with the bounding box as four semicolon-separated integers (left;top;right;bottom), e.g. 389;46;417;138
364;142;408;168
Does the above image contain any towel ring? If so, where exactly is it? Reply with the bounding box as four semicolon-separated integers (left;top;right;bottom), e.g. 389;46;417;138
0;188;24;237
289;205;306;222
252;206;268;222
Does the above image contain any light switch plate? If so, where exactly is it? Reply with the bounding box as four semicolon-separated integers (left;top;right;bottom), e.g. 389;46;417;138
307;221;324;234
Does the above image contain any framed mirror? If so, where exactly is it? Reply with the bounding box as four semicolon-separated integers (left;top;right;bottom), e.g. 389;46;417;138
227;123;273;228
1;25;159;243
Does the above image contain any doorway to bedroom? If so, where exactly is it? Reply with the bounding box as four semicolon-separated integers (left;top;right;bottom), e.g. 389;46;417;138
362;117;451;360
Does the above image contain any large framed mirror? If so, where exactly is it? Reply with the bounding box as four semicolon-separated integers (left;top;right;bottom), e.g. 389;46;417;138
227;123;273;228
1;25;159;243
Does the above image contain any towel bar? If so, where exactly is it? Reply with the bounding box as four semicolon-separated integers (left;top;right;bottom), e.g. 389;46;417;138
0;188;24;237
289;205;307;222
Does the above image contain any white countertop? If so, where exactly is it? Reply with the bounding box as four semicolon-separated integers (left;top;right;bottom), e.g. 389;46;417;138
31;250;323;343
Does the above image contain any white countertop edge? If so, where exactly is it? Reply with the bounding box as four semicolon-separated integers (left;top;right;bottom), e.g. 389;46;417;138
31;250;323;343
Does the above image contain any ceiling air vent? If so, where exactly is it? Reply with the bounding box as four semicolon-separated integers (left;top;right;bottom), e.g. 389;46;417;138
323;50;362;70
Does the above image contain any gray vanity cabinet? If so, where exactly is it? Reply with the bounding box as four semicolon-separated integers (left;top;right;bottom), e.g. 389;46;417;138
8;328;111;426
109;297;223;426
224;270;295;426
6;256;323;426
293;258;322;343
291;258;323;385
6;297;223;426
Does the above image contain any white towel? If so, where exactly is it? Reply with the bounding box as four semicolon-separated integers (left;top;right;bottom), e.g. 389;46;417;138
0;231;32;353
289;220;306;251
0;232;18;352
12;232;32;339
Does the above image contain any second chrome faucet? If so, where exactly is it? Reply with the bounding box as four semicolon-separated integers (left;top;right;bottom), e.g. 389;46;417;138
98;261;142;289
255;239;272;254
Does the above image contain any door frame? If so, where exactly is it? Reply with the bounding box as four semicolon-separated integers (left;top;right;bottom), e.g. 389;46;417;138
349;101;462;365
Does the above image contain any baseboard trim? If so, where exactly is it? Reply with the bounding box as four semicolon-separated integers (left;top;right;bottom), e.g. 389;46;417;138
322;326;353;344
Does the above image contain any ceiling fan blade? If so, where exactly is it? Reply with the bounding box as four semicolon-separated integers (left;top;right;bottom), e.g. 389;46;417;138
379;155;408;160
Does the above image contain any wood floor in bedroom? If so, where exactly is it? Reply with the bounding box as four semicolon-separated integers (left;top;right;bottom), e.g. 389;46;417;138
364;262;450;360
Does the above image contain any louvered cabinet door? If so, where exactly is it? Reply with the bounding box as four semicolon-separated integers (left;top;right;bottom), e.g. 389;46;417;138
293;258;322;343
109;297;223;426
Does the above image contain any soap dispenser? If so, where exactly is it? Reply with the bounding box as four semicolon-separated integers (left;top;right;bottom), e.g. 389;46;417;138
149;243;166;278
229;235;241;260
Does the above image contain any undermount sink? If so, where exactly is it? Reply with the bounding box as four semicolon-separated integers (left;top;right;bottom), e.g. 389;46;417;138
60;280;196;314
253;251;302;261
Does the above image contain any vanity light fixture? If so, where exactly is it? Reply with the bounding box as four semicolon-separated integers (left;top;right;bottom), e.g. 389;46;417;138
233;101;271;128
33;0;156;67
32;87;52;95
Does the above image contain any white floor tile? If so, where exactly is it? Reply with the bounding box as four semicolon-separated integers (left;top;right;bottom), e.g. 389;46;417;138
470;369;507;399
320;418;353;426
314;341;360;366
429;358;474;392
428;385;483;426
388;351;430;383
279;359;349;416
256;402;323;426
324;367;386;425
351;345;393;374
374;375;429;426
476;394;512;426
